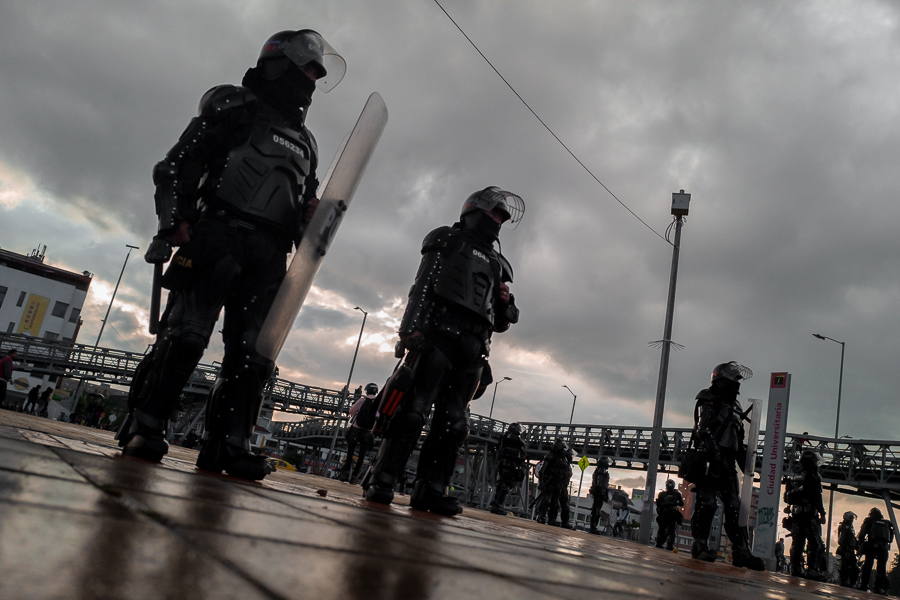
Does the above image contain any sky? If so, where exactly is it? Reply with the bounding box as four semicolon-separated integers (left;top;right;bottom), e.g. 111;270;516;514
2;0;899;542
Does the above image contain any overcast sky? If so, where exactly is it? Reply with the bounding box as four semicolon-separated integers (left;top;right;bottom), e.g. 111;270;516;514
2;1;898;530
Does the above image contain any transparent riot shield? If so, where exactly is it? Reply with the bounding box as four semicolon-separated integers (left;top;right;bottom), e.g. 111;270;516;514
256;92;388;361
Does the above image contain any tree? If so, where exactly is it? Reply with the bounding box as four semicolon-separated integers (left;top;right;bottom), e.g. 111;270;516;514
886;552;900;595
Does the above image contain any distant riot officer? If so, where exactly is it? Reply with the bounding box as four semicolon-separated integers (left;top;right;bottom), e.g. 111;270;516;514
784;449;827;580
687;361;765;570
588;457;610;534
655;479;684;550
837;511;860;588
489;422;527;515
857;507;895;594
339;383;379;484
117;30;345;481
363;187;524;515
536;438;573;528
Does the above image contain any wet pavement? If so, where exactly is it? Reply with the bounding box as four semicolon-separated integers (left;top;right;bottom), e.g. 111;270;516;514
0;411;875;599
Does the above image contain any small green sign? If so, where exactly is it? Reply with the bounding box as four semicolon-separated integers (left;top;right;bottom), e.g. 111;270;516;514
578;455;589;471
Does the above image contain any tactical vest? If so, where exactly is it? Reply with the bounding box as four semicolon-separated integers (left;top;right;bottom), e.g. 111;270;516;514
210;105;314;240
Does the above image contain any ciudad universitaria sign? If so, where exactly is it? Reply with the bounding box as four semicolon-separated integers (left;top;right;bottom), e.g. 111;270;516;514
752;372;791;567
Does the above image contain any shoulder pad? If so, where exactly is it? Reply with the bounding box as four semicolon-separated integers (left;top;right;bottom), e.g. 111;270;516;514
198;85;257;117
498;252;514;283
696;388;715;402
421;226;459;253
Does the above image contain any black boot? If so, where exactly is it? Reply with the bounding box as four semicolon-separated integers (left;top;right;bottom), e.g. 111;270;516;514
117;412;168;461
196;438;273;480
692;540;717;562
410;479;462;516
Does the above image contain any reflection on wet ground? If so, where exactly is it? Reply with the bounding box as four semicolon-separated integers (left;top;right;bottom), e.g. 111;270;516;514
0;412;873;599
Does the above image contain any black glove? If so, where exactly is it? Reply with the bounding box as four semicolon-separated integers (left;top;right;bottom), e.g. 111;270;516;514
144;237;172;264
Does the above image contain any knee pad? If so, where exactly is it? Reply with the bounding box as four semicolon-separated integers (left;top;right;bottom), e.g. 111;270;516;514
397;408;426;437
448;415;469;445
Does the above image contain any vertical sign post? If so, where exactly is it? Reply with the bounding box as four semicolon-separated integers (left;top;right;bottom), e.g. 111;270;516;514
752;372;791;570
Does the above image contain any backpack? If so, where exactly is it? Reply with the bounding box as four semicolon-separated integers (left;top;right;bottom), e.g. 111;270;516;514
354;396;377;431
871;520;892;544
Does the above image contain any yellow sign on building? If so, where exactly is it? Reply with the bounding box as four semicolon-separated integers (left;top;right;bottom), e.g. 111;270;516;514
17;294;50;336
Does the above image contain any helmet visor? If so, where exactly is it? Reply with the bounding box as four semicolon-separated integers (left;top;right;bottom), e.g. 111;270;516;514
280;30;346;92
463;187;526;228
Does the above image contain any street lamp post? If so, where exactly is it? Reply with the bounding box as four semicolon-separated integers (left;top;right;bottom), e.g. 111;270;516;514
640;190;690;545
488;377;512;420
323;307;367;476
96;244;140;348
72;244;139;412
562;384;577;425
812;332;845;558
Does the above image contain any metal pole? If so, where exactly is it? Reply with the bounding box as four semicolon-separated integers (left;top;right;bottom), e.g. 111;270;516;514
488;376;512;420
639;214;684;545
95;244;139;348
563;384;576;424
812;333;845;558
323;307;367;476
73;244;138;412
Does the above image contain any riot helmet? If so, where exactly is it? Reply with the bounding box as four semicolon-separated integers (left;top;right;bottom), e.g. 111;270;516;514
711;361;752;384
665;479;676;491
596;457;610;469
508;422;523;437
799;450;823;469
552;437;568;452
365;382;378;396
870;507;884;520
843;511;857;522
461;187;525;229
257;30;345;92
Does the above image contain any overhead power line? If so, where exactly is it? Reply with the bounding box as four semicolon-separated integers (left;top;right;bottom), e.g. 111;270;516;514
433;0;670;245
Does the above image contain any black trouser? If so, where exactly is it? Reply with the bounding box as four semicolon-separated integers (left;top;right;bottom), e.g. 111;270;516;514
368;330;484;497
789;511;824;576
838;549;859;587
537;482;570;524
589;493;605;531
860;543;889;590
656;511;680;549
130;217;285;446
692;468;752;554
491;464;518;508
341;427;374;479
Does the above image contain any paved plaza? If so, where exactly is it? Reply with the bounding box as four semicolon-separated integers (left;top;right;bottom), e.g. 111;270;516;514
0;411;874;599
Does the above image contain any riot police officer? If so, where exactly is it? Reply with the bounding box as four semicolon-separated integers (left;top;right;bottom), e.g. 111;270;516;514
489;422;527;515
117;30;345;480
655;479;684;550
687;361;765;570
784;449;827;580
588;457;610;534
837;511;860;588
363;187;524;515
857;507;895;593
536;438;574;528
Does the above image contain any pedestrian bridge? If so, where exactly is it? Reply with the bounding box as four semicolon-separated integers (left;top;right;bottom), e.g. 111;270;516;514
2;332;898;501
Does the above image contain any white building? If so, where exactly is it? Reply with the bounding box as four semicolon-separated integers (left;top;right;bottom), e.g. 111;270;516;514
0;246;92;343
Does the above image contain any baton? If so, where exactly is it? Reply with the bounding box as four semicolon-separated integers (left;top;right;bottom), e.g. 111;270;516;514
148;262;162;335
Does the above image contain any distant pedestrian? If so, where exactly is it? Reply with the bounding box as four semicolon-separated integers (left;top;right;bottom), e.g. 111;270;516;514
775;538;786;573
37;387;52;417
24;385;42;415
339;383;378;484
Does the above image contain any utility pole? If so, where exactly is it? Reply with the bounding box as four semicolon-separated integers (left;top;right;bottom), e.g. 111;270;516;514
639;191;690;545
